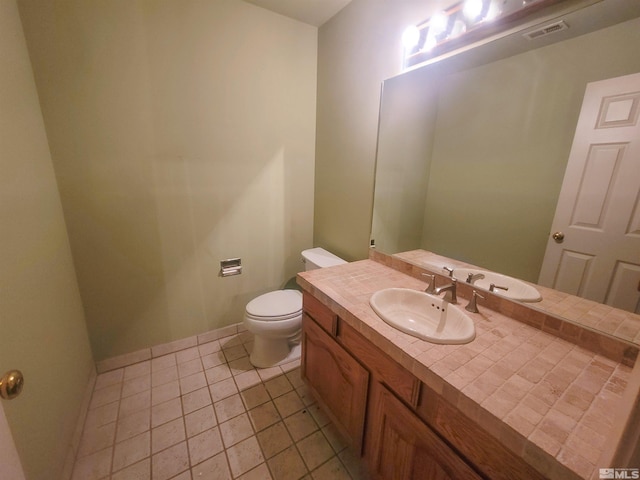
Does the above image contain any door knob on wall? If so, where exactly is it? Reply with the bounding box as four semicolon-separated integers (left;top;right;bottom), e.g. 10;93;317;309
0;370;24;400
552;231;565;243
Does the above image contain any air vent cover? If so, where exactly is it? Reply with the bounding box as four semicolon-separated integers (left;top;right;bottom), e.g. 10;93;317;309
523;20;569;40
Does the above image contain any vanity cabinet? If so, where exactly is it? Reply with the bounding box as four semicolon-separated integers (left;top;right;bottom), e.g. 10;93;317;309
301;290;550;480
367;381;482;480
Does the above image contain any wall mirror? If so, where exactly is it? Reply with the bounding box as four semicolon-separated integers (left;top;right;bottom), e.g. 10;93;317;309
371;0;640;337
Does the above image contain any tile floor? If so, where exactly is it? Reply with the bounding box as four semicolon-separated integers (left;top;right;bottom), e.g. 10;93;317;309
71;331;370;480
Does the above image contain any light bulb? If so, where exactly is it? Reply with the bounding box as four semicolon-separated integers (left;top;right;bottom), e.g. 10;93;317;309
463;0;484;21
402;25;421;50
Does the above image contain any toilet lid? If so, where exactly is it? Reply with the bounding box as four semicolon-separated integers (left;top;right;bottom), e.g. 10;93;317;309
246;290;302;318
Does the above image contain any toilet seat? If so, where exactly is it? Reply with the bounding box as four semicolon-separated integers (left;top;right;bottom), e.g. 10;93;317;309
245;290;302;321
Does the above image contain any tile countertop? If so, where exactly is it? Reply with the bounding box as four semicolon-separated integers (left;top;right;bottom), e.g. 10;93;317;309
297;259;632;480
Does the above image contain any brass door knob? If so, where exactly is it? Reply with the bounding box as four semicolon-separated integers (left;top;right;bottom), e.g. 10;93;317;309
0;370;24;400
552;231;565;243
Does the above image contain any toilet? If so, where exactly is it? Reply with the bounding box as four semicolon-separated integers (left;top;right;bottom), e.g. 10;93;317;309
244;247;346;368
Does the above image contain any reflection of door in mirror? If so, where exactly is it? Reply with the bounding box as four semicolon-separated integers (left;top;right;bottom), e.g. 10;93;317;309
539;72;640;314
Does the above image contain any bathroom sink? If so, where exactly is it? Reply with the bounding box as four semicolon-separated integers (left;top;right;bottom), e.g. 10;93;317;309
369;288;475;345
452;268;542;302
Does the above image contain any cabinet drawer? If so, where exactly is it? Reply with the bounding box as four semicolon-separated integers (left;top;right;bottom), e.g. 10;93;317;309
338;320;420;407
303;292;337;335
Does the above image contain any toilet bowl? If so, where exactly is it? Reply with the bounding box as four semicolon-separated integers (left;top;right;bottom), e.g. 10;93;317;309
244;248;346;368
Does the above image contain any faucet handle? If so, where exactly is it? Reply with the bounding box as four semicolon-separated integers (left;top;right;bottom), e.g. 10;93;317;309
489;283;509;292
421;273;436;293
465;290;485;313
443;266;454;277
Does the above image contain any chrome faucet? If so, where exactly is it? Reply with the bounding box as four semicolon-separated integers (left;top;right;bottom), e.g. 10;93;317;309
466;272;485;284
434;278;457;303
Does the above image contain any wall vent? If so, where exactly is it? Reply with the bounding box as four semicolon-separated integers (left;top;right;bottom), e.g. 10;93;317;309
523;20;569;40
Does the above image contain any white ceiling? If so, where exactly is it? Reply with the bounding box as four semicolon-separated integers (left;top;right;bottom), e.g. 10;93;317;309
243;0;352;27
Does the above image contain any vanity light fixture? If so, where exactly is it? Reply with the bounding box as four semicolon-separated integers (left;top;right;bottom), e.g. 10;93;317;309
402;0;568;69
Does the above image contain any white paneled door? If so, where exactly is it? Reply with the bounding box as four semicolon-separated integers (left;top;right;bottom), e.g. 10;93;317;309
539;72;640;314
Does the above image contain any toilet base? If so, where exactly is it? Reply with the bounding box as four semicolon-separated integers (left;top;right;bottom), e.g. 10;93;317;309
248;335;301;369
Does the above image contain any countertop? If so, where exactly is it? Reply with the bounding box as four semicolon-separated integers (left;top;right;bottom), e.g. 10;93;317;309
298;258;632;480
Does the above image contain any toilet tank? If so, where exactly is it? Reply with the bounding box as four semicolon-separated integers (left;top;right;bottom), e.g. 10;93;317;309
301;248;347;271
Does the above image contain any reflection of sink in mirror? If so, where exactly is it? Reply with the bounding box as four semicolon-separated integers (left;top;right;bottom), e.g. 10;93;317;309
453;268;542;303
369;288;475;344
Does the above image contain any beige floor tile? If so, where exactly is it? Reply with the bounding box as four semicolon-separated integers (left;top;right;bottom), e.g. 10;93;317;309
152;417;186;454
285;369;304;389
238;463;273;480
265;375;293;399
176;346;200;364
268;445;308;480
248;401;281;432
297;431;334;471
198;340;221;356
283;409;318;442
116;408;150;443
240;384;271;410
180;371;207;394
84;401;119;431
226;436;265;478
206;364;233;384
152;380;180;406
120;390;151;418
322;423;348;453
235;370;263;391
185;405;217;438
257;366;282;382
210;377;238;402
307;404;330;428
90;383;122;410
151;365;178;388
78;421;116;457
202;351;227;369
311;456;351;480
215;393;246;423
151;354;176;372
223;345;249;362
274;390;304;418
122;375;152;398
152;441;190;480
191;451;231;480
71;447;112;480
182;386;212;414
124;361;151;381
112;431;151;472
188;427;224;465
111;458;150;480
257;421;293;459
151;397;183;428
229;356;255;376
178;358;203;377
94;369;124;390
220;413;254;448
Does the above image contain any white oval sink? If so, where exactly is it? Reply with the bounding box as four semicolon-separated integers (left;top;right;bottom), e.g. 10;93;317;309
369;288;475;345
453;268;542;302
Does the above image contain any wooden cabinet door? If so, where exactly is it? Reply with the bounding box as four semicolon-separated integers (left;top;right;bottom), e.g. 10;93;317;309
301;314;369;452
368;383;483;480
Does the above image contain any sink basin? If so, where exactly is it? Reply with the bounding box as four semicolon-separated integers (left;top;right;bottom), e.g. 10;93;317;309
369;288;475;344
452;268;542;302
